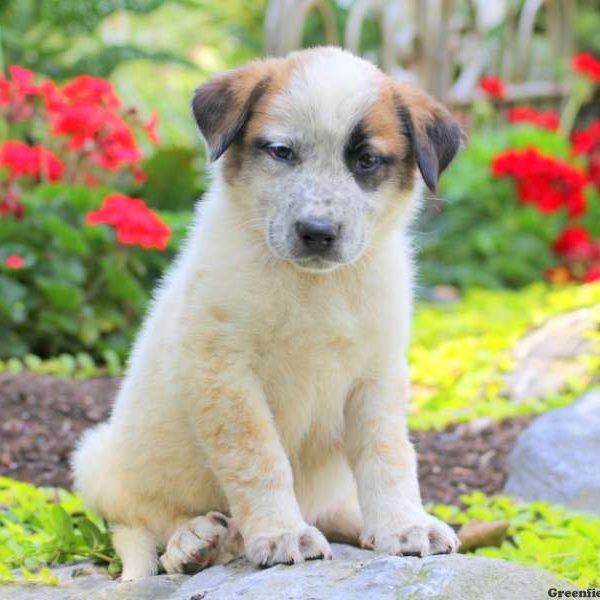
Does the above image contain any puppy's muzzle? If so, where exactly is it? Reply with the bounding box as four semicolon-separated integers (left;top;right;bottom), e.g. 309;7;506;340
295;218;341;257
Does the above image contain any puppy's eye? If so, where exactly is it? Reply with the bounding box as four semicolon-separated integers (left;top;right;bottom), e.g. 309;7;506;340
267;144;295;162
355;151;381;172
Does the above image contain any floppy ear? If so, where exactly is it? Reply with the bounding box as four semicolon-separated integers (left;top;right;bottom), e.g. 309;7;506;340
192;63;271;162
393;84;466;192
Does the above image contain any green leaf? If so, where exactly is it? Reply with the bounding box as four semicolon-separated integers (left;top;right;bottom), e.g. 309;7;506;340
77;517;103;549
48;505;74;544
37;279;84;312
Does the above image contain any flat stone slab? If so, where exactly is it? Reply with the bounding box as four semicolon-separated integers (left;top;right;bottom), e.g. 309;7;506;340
0;544;572;600
505;390;600;513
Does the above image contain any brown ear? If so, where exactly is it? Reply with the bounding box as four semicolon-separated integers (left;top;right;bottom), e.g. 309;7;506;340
192;62;271;162
393;84;466;192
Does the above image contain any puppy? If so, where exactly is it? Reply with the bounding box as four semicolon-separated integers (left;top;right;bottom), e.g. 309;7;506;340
72;46;464;580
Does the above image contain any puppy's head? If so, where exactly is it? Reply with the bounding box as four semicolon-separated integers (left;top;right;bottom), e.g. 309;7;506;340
193;47;464;273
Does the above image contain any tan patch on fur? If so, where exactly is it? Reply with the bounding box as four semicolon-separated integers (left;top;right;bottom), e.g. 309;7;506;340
362;77;407;158
393;81;455;136
208;306;228;322
221;57;296;182
329;336;352;351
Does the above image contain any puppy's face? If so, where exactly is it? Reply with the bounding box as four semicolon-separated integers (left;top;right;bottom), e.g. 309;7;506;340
193;48;464;273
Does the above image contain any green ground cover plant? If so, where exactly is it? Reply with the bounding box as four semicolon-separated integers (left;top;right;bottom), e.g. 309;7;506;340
0;477;117;585
1;477;598;588
409;282;600;429
431;493;600;588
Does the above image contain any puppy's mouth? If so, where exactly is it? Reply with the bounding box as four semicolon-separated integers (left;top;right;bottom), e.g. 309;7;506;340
287;256;342;273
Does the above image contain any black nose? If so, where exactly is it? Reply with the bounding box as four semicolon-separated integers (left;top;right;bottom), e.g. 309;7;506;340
295;219;340;250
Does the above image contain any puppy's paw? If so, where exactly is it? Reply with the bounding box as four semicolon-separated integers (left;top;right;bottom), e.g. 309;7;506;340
160;511;237;574
360;513;459;557
245;525;332;567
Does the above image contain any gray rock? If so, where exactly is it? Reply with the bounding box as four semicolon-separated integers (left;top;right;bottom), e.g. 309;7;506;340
505;390;600;513
0;545;572;600
503;308;599;403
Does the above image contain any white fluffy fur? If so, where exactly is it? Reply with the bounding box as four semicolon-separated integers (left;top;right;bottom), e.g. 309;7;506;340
72;47;459;580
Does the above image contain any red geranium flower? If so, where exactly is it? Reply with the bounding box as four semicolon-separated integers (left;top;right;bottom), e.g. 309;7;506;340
492;148;588;217
0;140;63;181
0;75;11;106
86;193;171;250
7;65;39;100
571;52;600;83
4;255;24;269
583;266;600;283
479;76;505;100
48;77;143;174
552;227;598;261
61;75;120;109
34;145;64;181
572;120;600;155
507;107;559;131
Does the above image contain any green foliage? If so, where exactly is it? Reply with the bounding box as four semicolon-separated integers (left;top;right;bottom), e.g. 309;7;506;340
0;477;119;585
417;125;579;290
1;476;598;588
0;182;192;360
140;146;205;211
575;1;600;55
0;351;122;379
430;493;600;588
0;0;197;77
409;282;600;430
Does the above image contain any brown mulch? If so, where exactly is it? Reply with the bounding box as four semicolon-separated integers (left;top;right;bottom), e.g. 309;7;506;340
0;372;532;505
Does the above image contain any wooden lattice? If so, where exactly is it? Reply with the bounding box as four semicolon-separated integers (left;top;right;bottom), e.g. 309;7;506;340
264;0;575;105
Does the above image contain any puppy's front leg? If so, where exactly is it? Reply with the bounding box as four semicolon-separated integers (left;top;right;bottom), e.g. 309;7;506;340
189;353;331;567
345;365;459;556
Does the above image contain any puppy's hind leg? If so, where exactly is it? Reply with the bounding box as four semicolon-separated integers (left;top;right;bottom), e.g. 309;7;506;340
113;525;159;580
160;512;243;575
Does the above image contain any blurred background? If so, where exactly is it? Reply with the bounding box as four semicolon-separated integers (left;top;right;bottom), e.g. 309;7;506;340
0;0;599;361
0;0;600;590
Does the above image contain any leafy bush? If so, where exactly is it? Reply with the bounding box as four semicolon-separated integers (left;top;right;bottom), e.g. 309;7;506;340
0;183;190;359
419;54;600;289
139;146;205;211
431;493;600;588
0;0;196;78
0;66;196;360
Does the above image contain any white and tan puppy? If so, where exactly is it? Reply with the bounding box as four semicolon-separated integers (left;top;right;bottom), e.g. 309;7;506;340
72;46;465;580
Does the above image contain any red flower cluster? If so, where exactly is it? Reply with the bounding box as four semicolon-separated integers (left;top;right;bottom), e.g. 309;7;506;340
506;107;559;131
571;52;600;83
0;140;64;182
552;227;599;261
479;76;505;100
492;148;588;217
49;76;144;175
86;193;171;250
551;227;600;283
0;66;159;182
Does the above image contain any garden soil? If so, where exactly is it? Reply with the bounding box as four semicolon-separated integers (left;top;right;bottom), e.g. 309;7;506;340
0;373;532;506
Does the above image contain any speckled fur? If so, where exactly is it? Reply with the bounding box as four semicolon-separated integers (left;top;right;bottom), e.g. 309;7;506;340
72;47;463;580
